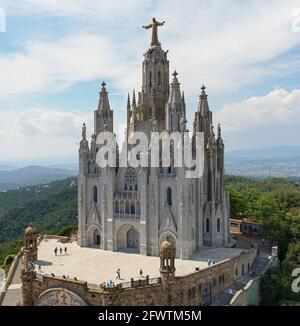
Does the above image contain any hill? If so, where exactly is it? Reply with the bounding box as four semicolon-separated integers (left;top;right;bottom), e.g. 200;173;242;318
0;166;76;191
0;177;77;244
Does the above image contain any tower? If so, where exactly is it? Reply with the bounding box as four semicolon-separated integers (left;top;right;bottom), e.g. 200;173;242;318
23;223;38;267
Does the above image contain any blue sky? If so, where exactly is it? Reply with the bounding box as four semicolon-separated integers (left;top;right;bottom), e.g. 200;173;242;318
0;0;300;161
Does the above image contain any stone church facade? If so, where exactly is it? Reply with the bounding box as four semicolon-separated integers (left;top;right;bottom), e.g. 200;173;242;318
78;19;229;259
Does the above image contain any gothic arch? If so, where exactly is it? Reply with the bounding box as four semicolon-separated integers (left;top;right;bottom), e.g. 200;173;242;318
116;223;140;253
87;224;101;248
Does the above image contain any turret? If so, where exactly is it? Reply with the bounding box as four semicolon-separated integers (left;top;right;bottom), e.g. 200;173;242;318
94;82;113;134
193;85;212;140
165;71;186;132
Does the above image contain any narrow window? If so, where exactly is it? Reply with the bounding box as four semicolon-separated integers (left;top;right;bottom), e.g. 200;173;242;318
206;219;209;233
217;218;221;232
167;187;172;206
93;186;98;203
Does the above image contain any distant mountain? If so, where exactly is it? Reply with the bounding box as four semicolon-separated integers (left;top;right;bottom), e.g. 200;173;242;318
225;146;300;178
0;166;76;191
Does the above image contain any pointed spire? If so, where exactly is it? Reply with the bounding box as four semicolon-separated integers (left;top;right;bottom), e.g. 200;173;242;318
200;85;207;99
198;85;210;115
217;123;221;139
182;91;185;102
97;81;111;116
82;123;86;140
132;89;136;107
127;93;131;111
168;70;181;105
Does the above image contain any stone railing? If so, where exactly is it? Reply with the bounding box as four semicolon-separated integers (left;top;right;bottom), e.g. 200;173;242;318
114;192;140;200
115;213;141;220
121;276;161;289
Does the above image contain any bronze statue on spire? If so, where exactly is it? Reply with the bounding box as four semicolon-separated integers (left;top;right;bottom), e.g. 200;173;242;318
143;18;165;47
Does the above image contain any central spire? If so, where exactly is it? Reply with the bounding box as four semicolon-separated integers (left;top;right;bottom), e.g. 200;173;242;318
143;17;165;47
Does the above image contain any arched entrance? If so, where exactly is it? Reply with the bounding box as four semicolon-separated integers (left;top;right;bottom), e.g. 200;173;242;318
87;225;101;248
127;228;139;249
116;224;140;253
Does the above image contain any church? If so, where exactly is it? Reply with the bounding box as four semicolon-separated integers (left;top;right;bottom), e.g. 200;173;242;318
77;18;229;259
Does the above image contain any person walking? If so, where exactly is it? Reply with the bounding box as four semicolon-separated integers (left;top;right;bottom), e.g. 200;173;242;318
60;247;62;255
116;269;121;280
139;269;144;278
54;247;58;256
64;246;67;255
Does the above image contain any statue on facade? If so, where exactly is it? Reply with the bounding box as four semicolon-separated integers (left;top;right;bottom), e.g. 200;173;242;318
143;18;165;47
82;123;86;140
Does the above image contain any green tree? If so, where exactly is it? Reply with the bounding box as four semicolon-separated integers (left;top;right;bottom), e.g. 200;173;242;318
226;185;246;217
254;192;280;223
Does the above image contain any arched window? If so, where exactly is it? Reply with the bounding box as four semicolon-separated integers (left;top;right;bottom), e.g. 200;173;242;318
158;71;162;91
217;218;221;232
115;201;119;213
206;219;209;233
149;71;152;91
93;186;97;203
125;167;137;192
167;187;172;206
125;201;129;214
131;204;135;215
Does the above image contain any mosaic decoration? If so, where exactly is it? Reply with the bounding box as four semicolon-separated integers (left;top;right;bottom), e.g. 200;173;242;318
35;288;87;306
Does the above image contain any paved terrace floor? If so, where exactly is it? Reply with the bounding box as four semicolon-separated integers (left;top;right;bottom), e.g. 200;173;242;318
36;239;243;285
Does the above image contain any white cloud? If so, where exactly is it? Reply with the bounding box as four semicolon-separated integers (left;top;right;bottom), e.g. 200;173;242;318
0;107;92;159
215;89;300;131
0;0;299;98
214;88;300;149
0;33;139;98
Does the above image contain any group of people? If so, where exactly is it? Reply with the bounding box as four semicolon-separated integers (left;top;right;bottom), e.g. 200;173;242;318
54;246;68;256
115;268;144;280
207;258;216;267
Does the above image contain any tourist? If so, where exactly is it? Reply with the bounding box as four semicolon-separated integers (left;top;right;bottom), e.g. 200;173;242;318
54;247;58;256
64;246;67;255
116;269;121;280
60;247;63;255
139;269;144;278
38;264;41;272
208;258;212;266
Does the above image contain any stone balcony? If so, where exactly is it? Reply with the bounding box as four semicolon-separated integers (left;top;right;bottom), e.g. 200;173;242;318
114;192;140;200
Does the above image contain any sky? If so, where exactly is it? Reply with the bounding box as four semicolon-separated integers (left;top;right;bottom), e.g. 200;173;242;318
0;0;299;161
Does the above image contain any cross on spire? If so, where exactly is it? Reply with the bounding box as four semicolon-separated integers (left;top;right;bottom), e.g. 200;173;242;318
101;81;106;88
172;70;178;78
201;85;206;92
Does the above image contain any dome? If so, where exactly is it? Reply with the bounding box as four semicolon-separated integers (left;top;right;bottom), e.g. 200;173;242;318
160;236;174;251
25;224;36;236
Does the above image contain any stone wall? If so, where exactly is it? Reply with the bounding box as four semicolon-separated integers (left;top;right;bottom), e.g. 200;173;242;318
22;247;257;306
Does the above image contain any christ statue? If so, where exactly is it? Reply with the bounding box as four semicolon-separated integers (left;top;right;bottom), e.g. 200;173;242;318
143;18;165;47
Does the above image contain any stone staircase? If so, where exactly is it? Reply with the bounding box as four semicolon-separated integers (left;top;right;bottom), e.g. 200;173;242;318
211;280;245;306
211;253;271;306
